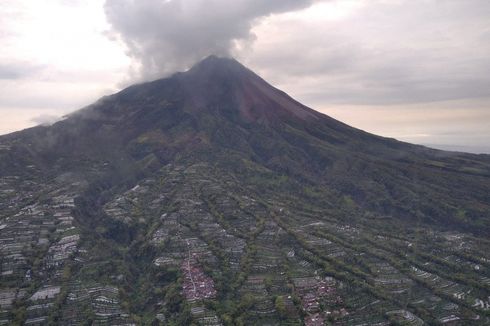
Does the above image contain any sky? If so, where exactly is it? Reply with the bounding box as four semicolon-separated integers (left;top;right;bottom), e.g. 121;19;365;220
1;0;489;153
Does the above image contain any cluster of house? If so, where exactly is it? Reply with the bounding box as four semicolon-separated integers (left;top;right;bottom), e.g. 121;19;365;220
180;238;221;326
304;313;325;326
293;276;347;325
181;258;217;302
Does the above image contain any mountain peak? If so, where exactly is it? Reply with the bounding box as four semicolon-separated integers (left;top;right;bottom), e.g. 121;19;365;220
191;55;242;70
183;55;251;82
176;55;321;123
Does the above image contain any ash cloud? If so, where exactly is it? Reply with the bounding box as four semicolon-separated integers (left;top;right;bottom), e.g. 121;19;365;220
104;0;316;81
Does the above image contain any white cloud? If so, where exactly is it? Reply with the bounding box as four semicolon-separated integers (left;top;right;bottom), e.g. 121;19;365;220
0;0;130;133
243;0;490;106
104;0;317;81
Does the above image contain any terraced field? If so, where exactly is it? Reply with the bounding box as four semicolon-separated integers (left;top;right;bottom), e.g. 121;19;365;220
3;163;487;324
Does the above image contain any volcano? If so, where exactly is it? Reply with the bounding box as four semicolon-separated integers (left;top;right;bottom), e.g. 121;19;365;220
0;56;489;325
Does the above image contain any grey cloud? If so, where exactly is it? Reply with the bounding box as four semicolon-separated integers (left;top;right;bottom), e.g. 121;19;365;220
104;0;317;81
246;0;490;106
0;63;44;80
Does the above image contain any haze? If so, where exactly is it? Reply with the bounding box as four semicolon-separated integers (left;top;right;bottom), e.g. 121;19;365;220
1;0;489;153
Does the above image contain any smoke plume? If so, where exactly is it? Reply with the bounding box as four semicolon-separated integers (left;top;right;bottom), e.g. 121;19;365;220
104;0;316;81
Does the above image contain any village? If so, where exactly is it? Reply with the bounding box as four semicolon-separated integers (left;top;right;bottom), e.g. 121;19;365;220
0;162;489;324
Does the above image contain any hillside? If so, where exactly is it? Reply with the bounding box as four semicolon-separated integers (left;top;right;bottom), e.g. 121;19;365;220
0;56;489;325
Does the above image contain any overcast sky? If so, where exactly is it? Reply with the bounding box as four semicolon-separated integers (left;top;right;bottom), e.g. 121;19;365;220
1;0;489;153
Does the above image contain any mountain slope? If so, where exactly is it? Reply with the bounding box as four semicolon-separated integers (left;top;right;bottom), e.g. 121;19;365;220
3;56;489;232
0;56;489;325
